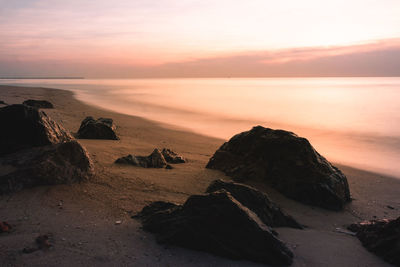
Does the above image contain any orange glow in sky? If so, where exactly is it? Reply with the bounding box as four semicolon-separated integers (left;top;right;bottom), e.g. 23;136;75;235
0;0;399;76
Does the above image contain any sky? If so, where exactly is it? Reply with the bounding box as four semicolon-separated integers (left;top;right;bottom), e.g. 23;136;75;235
1;0;400;77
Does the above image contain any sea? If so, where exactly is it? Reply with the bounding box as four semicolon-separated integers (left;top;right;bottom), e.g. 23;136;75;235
1;77;400;178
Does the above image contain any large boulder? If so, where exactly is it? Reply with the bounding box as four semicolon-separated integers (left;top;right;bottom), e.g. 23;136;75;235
206;126;351;210
23;99;54;109
348;217;400;266
76;116;118;140
0;104;72;156
206;179;302;229
135;190;293;266
0;105;93;193
0;141;93;193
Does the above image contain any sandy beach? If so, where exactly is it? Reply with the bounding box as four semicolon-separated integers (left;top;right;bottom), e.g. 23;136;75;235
1;85;399;266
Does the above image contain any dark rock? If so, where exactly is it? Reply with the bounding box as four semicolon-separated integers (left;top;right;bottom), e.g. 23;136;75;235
0;104;72;156
149;149;167;168
23;99;54;109
23;234;52;254
348;217;400;266
115;148;185;168
161;148;186;163
115;154;137;165
0;105;93;194
206;179;303;229
0;141;93;193
0;221;12;233
76;116;118;140
115;149;167;168
36;235;52;249
206;126;351;210
135;190;293;266
133;201;179;219
0;100;7;105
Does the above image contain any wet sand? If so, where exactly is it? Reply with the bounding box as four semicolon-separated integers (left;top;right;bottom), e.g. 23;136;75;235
0;85;399;266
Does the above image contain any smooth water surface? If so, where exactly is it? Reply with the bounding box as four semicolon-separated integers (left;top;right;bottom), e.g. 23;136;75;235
2;77;400;177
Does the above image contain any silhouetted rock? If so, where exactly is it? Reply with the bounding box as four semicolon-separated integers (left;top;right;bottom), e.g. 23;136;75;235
206;179;303;229
23;99;54;109
0;104;72;156
348;217;400;266
135;190;293;266
0;100;7;105
77;116;118;140
206;126;351;210
115;148;183;169
161;148;186;163
0;104;93;194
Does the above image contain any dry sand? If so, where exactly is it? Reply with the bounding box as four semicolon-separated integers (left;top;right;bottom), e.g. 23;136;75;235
0;85;399;266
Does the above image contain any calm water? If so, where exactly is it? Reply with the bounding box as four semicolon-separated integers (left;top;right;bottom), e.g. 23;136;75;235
1;77;400;177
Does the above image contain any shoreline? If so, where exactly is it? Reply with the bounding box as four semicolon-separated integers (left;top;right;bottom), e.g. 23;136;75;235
1;85;399;266
3;78;400;178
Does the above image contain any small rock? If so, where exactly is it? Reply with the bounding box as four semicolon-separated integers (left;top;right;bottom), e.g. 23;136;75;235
36;235;52;249
22;234;52;254
116;148;186;169
115;220;122;225
76;116;118;140
115;149;166;168
387;205;395;210
0;221;12;233
0;100;7;105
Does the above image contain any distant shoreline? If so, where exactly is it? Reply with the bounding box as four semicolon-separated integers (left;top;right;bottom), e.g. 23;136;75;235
0;77;84;79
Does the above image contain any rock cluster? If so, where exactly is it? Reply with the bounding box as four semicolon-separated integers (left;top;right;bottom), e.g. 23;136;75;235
23;99;54;109
135;190;293;266
206;126;351;210
0;104;93;193
135;179;301;265
348;217;400;266
115;148;185;169
76;116;118;140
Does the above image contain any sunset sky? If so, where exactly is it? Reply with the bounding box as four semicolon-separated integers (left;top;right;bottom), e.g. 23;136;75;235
1;0;400;77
